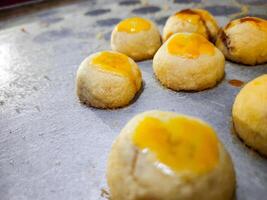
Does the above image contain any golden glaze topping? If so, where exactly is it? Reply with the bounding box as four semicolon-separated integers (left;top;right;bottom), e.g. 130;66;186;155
132;115;219;174
175;9;207;36
175;9;201;24
167;33;215;58
174;9;218;38
91;51;138;88
116;17;151;33
175;9;216;26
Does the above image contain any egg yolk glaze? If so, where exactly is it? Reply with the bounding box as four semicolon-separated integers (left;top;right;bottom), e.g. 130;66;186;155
132;115;219;175
91;51;139;88
167;33;215;59
176;9;202;24
174;9;216;38
116;17;151;33
226;17;267;33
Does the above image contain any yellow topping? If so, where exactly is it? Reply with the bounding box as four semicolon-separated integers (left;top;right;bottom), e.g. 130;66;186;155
132;115;219;174
175;9;207;36
167;33;215;59
116;17;151;33
91;51;138;88
176;9;201;24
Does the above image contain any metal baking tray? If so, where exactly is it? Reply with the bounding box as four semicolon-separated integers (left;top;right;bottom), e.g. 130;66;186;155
0;0;267;200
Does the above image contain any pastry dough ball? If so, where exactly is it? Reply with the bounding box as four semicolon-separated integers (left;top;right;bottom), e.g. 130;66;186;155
163;9;219;42
153;33;225;91
232;74;267;156
76;51;142;109
111;17;162;61
107;110;235;200
216;17;267;65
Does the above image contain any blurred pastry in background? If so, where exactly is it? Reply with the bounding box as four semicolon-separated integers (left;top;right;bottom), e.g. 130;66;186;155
111;17;162;61
107;110;235;200
153;33;224;91
232;74;267;156
163;8;219;42
216;17;267;65
76;51;142;109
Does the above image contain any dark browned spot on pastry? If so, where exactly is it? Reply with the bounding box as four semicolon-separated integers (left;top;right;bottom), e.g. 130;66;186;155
176;8;197;15
225;21;233;30
219;29;232;51
199;16;212;41
240;17;262;24
228;79;244;87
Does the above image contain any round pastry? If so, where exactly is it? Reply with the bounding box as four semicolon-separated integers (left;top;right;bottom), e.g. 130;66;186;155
216;17;267;65
162;8;219;42
232;74;267;156
111;17;162;61
107;110;235;200
76;51;142;109
153;32;225;91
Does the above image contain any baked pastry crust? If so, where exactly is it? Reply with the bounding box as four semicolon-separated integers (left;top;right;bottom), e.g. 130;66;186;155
232;74;267;156
153;33;225;91
216;17;267;65
111;17;162;61
76;51;142;109
107;110;235;200
163;8;219;42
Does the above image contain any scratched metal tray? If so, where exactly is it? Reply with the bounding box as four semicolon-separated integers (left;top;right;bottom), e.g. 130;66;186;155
0;0;267;200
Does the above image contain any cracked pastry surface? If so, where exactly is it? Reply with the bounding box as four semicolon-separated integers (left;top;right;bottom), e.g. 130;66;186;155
111;17;162;61
232;74;267;156
216;16;267;65
153;32;225;91
76;51;142;109
107;110;235;200
162;8;219;42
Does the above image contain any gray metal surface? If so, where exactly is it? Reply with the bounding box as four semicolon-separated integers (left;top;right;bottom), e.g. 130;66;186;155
0;0;267;199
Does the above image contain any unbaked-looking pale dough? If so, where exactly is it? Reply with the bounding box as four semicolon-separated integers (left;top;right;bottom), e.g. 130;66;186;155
107;110;235;200
232;74;267;156
111;17;162;61
216;17;267;65
163;8;219;42
153;32;225;91
76;51;142;109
